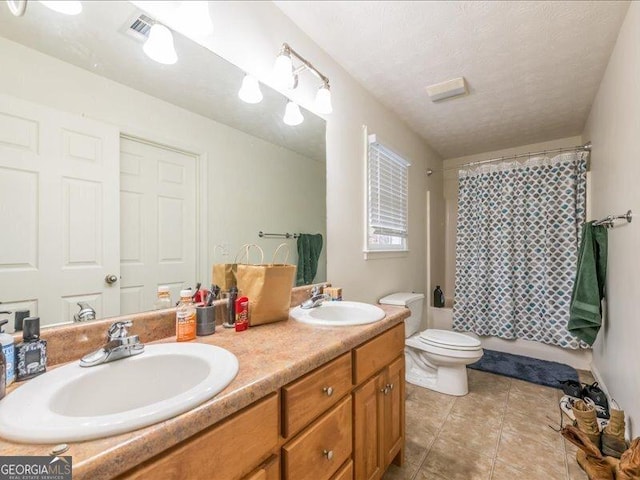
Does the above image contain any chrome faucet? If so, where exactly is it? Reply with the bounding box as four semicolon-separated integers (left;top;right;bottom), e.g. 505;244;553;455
300;286;330;309
80;320;144;367
73;302;96;322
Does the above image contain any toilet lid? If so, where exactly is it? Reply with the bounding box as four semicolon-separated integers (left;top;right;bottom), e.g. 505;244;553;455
419;329;481;350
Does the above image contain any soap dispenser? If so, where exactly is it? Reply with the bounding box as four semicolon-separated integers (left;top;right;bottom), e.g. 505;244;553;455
15;317;47;381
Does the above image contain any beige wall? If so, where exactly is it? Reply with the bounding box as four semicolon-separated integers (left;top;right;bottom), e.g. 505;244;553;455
441;136;593;370
136;1;445;305
582;2;640;437
0;37;327;289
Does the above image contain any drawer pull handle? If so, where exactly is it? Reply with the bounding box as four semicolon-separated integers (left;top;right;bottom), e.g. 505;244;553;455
322;386;334;397
323;449;334;460
387;383;394;391
380;386;389;395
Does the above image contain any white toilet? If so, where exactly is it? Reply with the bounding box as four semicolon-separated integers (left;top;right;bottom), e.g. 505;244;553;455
379;292;483;396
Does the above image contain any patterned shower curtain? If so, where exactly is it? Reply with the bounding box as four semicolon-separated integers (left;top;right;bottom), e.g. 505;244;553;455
452;152;588;349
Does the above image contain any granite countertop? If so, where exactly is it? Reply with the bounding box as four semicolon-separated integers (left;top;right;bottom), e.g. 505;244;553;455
0;304;408;480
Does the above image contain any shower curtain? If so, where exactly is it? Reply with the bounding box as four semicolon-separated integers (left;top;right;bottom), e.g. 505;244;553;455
452;152;588;349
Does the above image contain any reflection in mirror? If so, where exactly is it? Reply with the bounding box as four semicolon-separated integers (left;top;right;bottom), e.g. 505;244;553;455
0;1;326;330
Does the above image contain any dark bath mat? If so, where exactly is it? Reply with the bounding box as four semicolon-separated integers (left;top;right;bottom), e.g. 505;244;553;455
468;349;579;388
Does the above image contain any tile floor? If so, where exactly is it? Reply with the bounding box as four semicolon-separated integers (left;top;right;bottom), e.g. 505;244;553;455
383;368;595;480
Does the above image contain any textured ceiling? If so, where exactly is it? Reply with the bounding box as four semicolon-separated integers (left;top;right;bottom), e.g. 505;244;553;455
274;1;630;159
0;1;326;162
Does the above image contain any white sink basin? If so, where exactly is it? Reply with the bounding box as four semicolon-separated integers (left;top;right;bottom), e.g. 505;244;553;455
290;301;385;327
0;343;239;443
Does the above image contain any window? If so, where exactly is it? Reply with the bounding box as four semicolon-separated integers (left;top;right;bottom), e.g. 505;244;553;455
366;134;410;252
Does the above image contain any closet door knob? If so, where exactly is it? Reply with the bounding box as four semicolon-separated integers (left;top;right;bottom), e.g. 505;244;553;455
380;386;389;395
322;386;334;397
323;449;334;460
387;383;394;391
105;274;118;285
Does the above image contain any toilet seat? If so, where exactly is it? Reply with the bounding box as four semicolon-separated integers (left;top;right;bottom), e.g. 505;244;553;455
419;329;481;351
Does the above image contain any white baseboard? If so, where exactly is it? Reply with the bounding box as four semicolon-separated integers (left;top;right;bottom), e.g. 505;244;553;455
590;361;631;441
589;361;609;396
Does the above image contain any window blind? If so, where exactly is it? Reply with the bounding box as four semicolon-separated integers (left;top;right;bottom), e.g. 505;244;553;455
367;136;410;238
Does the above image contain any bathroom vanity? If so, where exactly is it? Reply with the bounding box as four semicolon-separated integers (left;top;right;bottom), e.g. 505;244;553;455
121;323;405;480
0;300;408;480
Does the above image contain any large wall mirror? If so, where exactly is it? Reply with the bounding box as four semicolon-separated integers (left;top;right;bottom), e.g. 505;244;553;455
0;1;327;330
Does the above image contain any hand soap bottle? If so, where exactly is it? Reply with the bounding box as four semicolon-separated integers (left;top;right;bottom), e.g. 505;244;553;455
15;317;47;381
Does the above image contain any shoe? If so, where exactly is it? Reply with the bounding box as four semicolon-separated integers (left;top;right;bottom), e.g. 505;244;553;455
576;450;615;480
602;408;628;458
616;438;640;480
573;399;602;448
583;382;610;420
562;425;614;480
559;379;584;398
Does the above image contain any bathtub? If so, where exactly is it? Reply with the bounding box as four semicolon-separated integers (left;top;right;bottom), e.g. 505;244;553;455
426;306;592;370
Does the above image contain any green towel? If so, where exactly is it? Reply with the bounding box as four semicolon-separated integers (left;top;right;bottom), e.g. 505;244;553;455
296;234;323;286
568;222;608;345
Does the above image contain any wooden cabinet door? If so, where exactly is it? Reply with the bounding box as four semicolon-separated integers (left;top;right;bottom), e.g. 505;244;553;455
353;372;385;480
383;356;405;467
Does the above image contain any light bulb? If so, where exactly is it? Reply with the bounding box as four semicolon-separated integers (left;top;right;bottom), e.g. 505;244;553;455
175;1;213;36
39;1;82;15
273;53;294;89
315;84;333;114
143;24;178;65
238;75;263;104
283;101;304;126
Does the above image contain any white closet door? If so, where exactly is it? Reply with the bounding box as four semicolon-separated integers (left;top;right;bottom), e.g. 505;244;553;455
119;137;197;313
0;94;120;328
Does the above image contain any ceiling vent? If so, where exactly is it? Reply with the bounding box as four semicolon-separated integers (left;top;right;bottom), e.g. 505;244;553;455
122;13;154;42
426;77;468;102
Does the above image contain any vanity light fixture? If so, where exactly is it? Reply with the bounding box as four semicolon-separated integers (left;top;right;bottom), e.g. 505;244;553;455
272;42;332;116
273;47;295;89
315;82;333;115
39;0;82;15
283;101;304;126
143;23;178;65
238;74;263;104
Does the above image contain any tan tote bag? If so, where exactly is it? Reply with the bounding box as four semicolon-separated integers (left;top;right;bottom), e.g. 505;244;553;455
237;244;297;326
212;244;251;292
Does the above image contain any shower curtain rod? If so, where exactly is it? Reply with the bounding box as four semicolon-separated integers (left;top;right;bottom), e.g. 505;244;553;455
459;142;592;169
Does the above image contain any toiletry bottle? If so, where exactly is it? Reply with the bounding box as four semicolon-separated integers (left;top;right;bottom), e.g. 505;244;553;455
433;286;445;308
0;348;5;400
155;286;172;310
235;296;249;332
224;286;238;328
15;317;47;381
176;289;196;342
0;318;15;386
14;309;29;332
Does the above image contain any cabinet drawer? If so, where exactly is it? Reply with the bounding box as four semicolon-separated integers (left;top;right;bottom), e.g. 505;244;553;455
353;323;404;384
120;393;279;480
282;396;352;480
331;460;353;480
282;352;352;437
243;455;279;480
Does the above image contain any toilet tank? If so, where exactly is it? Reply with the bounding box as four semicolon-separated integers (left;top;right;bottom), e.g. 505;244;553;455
379;292;425;338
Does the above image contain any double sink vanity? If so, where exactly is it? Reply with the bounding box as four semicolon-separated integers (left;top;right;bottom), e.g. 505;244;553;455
0;287;409;480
